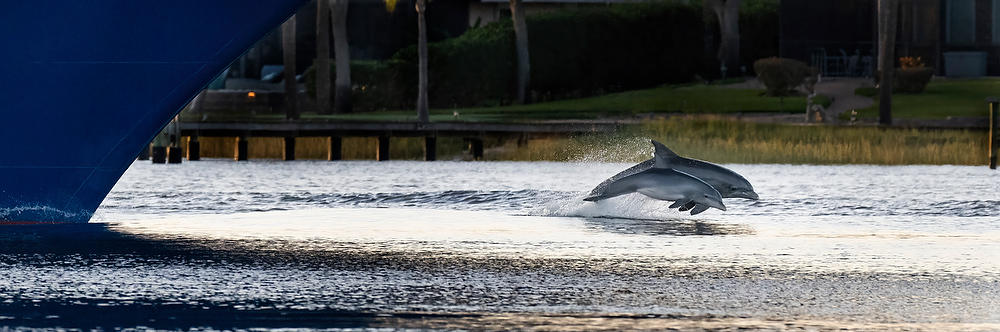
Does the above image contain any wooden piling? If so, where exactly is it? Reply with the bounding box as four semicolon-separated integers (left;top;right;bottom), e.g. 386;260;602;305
990;98;999;169
424;136;437;161
167;147;183;164
137;144;150;160
470;138;484;160
235;136;248;161
377;135;390;161
186;136;200;161
328;136;342;161
283;136;296;161
151;146;166;164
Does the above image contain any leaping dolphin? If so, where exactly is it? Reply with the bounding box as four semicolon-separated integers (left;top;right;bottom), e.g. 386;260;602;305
590;140;758;200
583;168;726;215
584;140;757;214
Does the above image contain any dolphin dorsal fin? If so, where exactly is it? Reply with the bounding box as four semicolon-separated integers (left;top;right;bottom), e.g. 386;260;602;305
651;140;678;168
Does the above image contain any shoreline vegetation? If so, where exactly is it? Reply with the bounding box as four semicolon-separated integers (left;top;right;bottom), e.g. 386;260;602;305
181;117;986;165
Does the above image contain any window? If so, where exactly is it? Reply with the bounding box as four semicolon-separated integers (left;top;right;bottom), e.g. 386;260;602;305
946;0;975;45
994;0;1000;44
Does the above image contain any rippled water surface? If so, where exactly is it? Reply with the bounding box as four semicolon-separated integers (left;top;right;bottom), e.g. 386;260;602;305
3;160;999;330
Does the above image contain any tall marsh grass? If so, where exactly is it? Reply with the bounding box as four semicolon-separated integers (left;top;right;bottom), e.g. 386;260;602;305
183;118;987;165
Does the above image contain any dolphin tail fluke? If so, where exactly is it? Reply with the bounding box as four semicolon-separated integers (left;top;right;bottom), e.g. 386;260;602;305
689;204;711;215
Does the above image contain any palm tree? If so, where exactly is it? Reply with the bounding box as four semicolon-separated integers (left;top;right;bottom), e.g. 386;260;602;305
282;15;299;120
877;0;897;126
510;0;530;104
331;0;352;114
316;0;332;114
415;0;429;122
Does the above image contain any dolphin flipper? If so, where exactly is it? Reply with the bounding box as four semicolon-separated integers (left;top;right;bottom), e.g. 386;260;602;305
668;199;691;209
689;204;711;215
678;201;697;211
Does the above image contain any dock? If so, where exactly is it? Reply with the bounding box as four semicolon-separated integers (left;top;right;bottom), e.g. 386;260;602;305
163;121;620;162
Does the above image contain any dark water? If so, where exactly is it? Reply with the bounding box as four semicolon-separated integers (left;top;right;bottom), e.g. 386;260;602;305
0;161;997;330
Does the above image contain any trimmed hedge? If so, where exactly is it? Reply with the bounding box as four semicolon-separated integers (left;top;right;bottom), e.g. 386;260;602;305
753;57;817;96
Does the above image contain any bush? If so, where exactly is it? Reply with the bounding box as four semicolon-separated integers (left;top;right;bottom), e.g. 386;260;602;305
386;1;704;108
894;67;933;93
753;57;816;96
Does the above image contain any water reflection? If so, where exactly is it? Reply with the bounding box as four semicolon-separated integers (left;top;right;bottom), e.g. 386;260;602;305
582;217;753;236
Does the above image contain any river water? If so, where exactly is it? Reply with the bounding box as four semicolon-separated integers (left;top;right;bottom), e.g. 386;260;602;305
2;160;998;330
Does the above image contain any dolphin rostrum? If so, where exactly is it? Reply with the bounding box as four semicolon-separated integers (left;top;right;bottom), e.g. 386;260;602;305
583;168;726;215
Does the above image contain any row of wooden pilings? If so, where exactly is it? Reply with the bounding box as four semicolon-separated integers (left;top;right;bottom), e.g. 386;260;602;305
140;135;486;163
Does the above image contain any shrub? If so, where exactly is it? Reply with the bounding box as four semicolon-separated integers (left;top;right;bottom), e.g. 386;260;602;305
894;67;933;93
854;86;877;97
753;57;816;96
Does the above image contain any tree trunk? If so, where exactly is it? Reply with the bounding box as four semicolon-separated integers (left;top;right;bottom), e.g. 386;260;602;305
415;0;430;123
282;15;299;120
707;0;741;75
510;0;531;104
315;0;331;114
878;0;897;126
331;0;352;114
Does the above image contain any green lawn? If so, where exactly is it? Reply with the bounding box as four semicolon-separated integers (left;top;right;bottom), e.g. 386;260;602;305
857;78;1000;119
183;84;807;123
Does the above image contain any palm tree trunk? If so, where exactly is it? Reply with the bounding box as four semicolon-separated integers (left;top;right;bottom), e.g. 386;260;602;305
878;0;897;126
510;0;530;104
315;0;331;114
331;0;352;114
415;0;429;123
282;15;299;120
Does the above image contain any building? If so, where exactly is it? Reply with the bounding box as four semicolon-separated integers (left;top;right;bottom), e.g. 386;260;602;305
780;0;998;77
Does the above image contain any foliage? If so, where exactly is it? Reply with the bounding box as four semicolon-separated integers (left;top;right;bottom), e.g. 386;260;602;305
753;57;817;96
854;86;877;98
639;117;984;165
812;94;833;108
304;60;407;112
386;1;705;108
739;0;780;74
899;56;925;69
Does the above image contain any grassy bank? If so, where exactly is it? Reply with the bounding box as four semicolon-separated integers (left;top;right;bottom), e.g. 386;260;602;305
854;78;1000;119
183;84;807;123
184;117;986;165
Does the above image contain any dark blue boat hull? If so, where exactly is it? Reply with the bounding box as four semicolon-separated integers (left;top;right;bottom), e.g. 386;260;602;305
0;1;306;222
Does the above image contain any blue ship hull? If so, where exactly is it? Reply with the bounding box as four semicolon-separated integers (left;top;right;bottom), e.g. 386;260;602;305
0;1;306;222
